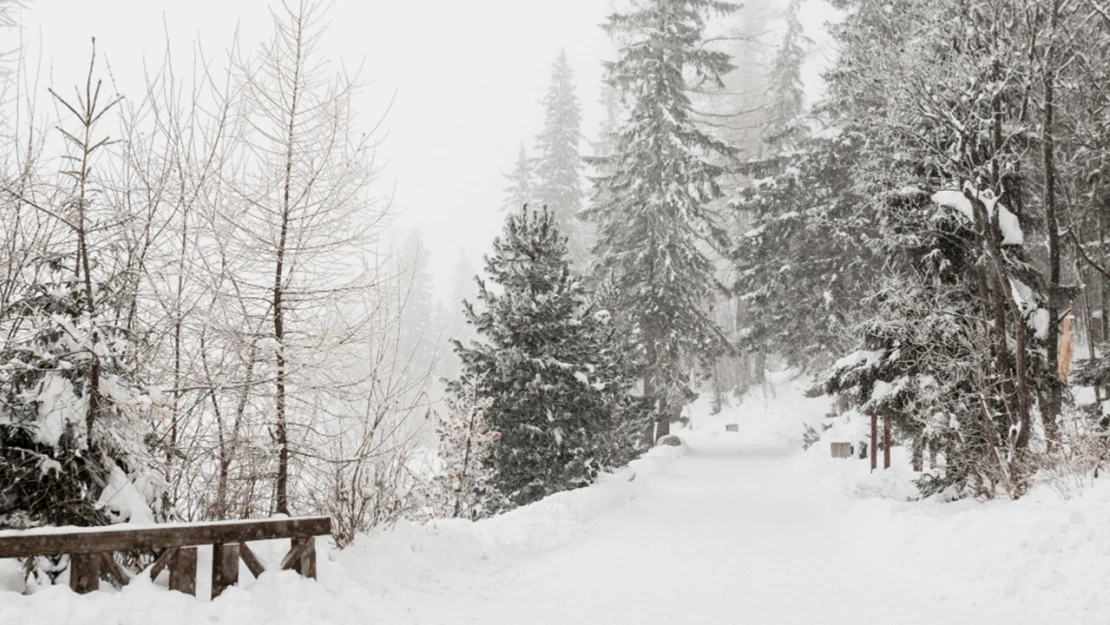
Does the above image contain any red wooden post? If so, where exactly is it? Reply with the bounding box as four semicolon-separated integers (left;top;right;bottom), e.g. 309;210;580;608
870;413;878;473
883;418;891;470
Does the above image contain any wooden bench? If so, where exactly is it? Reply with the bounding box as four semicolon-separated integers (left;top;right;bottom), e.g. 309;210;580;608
0;516;331;597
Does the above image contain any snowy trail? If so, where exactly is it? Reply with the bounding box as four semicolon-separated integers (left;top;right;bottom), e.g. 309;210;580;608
392;436;1070;625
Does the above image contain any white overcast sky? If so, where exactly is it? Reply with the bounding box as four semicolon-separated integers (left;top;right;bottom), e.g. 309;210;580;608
16;0;833;302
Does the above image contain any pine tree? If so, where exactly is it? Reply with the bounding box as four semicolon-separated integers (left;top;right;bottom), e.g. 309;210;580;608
535;49;587;266
593;84;622;161
503;142;534;213
767;0;810;143
587;0;738;442
439;253;480;382
0;53;162;530
396;230;439;381
730;0;840;370
818;0;1059;496
450;207;636;509
732;131;876;368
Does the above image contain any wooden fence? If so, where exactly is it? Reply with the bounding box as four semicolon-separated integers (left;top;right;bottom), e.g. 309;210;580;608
0;516;331;597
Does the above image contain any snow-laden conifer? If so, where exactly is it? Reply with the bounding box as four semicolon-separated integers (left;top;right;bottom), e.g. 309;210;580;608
450;207;638;509
587;0;737;441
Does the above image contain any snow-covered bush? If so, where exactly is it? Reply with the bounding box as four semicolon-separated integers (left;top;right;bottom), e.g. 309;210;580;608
419;394;502;521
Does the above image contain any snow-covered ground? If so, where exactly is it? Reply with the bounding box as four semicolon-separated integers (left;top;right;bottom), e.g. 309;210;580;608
2;373;1107;623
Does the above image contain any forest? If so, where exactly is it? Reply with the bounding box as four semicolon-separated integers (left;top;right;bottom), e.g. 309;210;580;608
3;0;1110;584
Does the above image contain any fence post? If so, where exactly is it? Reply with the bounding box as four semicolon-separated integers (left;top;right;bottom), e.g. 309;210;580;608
883;417;891;470
169;547;198;596
69;553;100;594
211;543;240;599
870;413;878;473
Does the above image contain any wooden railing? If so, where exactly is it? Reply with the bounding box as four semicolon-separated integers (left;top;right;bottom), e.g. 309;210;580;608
0;516;331;597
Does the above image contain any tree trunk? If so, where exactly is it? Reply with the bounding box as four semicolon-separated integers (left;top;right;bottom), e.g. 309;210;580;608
1041;15;1063;447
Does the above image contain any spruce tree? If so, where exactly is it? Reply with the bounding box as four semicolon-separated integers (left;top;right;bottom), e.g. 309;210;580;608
396;230;439;384
503;142;534;213
587;0;737;442
535;49;587;266
450;208;636;509
767;0;809;141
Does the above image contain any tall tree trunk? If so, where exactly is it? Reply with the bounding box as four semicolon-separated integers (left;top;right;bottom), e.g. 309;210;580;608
272;17;305;516
1041;9;1063;446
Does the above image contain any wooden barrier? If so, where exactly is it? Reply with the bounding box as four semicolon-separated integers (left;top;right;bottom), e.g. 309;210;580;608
0;516;330;597
868;412;892;473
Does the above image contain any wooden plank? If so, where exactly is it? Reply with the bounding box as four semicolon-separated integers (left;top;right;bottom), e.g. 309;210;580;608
883;419;891;470
168;547;197;596
99;552;131;588
280;542;304;571
0;516;331;558
69;553;100;594
211;543;239;599
148;547;178;580
238;542;266;578
291;537;316;579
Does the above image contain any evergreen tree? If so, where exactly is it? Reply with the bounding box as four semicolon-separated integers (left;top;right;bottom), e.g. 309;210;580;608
730;0;837;371
450;208;636;509
593;84;622;160
396;230;439;381
535;49;587;266
587;0;738;442
767;0;810;142
0;61;162;530
732;131;876;368
503;142;534;213
439;253;480;382
818;0;1058;496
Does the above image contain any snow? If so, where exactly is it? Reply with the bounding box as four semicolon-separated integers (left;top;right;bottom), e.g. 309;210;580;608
931;187;1024;245
2;374;1108;623
33;373;83;448
832;348;884;371
96;466;157;526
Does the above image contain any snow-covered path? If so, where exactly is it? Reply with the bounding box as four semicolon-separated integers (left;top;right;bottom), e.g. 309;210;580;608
393;437;1065;625
421;440;832;624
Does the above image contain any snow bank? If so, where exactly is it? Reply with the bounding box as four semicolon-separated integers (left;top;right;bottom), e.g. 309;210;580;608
0;444;687;624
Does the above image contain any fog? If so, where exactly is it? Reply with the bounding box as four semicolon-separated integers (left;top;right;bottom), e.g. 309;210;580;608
18;0;615;301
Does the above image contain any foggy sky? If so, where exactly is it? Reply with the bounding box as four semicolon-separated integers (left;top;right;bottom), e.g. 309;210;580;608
16;0;833;304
